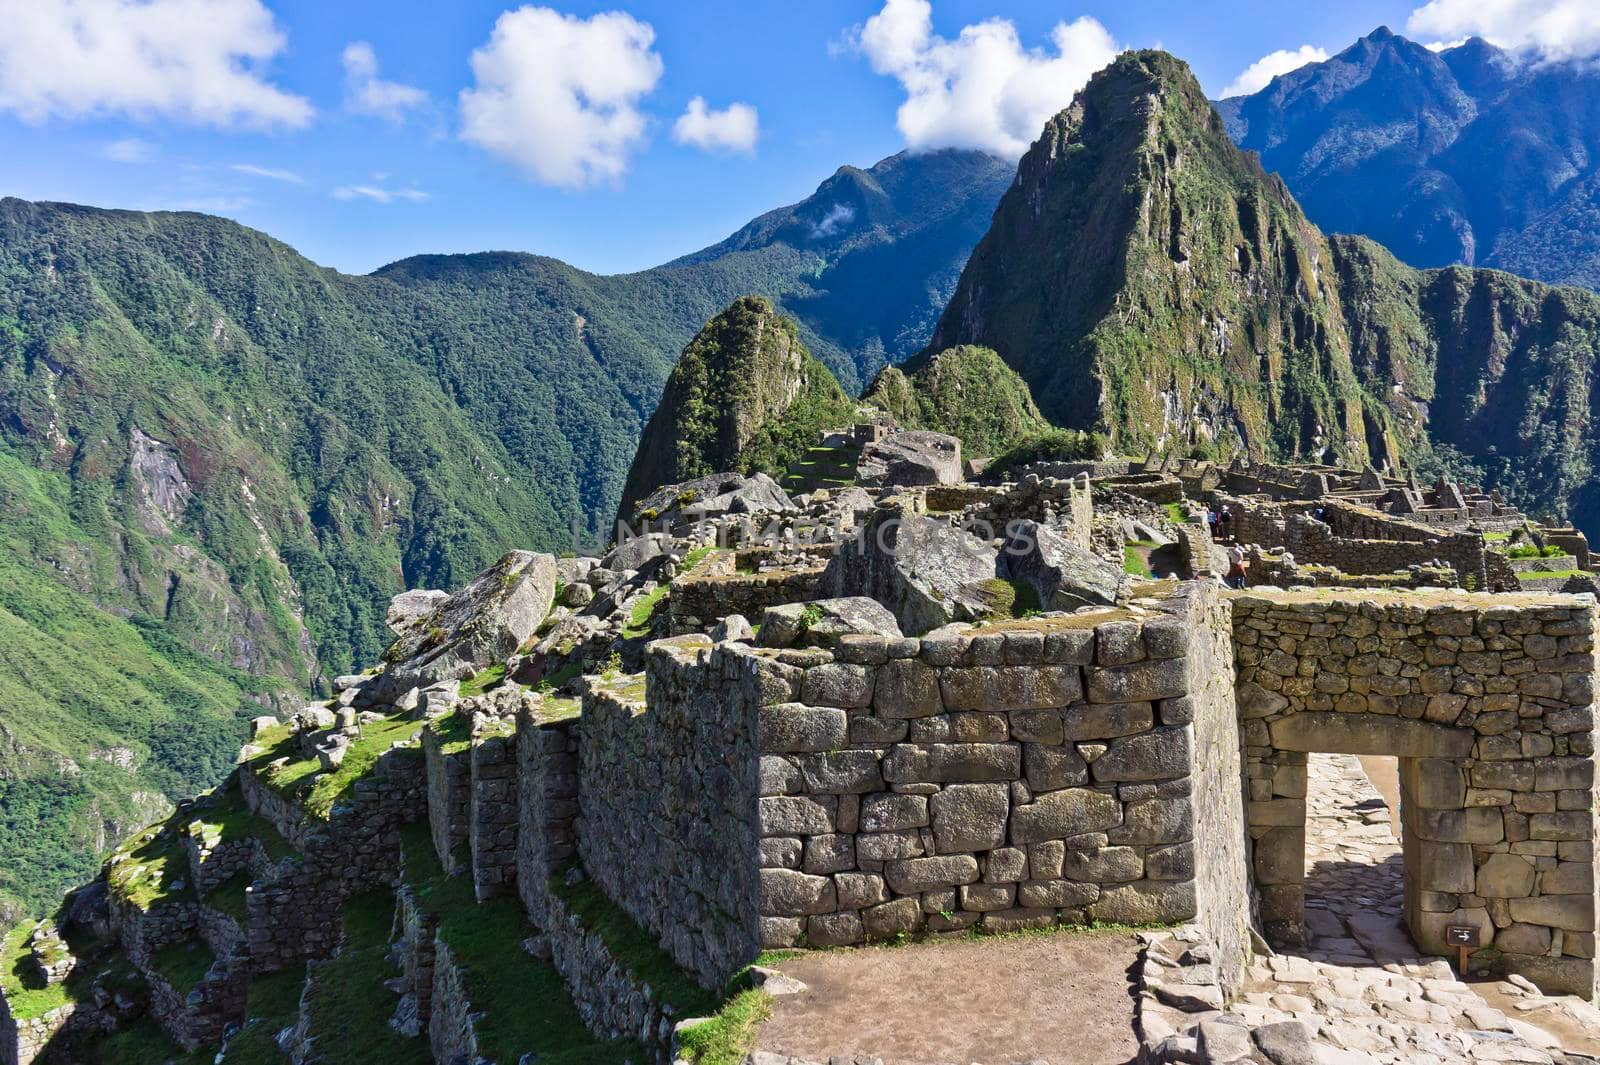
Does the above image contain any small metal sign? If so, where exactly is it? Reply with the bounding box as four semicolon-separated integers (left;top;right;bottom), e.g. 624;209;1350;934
1446;925;1481;947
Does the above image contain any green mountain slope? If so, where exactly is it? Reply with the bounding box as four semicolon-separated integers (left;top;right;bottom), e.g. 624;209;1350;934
617;297;854;520
0;149;1009;910
930;49;1600;531
863;345;1050;459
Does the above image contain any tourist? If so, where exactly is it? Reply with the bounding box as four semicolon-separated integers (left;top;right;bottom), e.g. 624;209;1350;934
1219;506;1233;542
1227;543;1248;589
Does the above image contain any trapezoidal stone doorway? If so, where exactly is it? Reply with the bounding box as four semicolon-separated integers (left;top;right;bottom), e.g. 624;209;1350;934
1232;591;1599;998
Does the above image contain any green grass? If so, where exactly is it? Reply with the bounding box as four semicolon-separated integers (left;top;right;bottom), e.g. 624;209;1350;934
458;663;507;699
189;780;296;864
427;711;474;757
676;987;773;1065
621;584;671;639
299;890;427;1065
1517;570;1582;580
107;825;192;911
398;826;642;1064
89;1019;213;1065
0;923;72;1021
1164;502;1186;524
681;545;718;572
1123;543;1155;578
216;967;306;1064
247;713;423;819
203;875;250;923
549;868;720;1017
149;938;215;994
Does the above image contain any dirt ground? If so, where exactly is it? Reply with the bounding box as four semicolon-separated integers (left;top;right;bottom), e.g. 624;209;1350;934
756;931;1141;1065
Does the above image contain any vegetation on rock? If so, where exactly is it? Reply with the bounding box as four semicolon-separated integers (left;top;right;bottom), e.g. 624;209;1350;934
863;345;1050;458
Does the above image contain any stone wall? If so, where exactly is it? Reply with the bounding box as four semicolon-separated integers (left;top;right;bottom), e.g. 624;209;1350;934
470;719;519;900
669;551;826;633
423;722;470;871
963;475;1094;553
1233;590;1598;997
240;746;425;971
750;590;1251;989
576;639;762;990
515;704;580;928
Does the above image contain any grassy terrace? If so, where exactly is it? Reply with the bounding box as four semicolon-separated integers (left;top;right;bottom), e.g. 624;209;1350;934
426;710;474;757
149;938;214;994
399;824;644;1064
107;825;192;911
622;584;671;639
0;923;71;1021
243;712;423;820
300;890;428;1065
189;780;296;864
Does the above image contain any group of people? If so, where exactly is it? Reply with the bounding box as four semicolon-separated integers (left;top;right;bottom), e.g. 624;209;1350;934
1206;505;1249;588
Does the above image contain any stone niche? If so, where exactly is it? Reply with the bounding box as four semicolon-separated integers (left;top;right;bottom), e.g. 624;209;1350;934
1234;590;1599;997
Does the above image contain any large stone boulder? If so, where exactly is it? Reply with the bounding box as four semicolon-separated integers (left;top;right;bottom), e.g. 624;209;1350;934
376;551;557;699
1003;519;1124;611
758;597;902;648
855;431;962;487
822;508;1003;634
601;533;671;575
386;589;448;634
624;471;796;533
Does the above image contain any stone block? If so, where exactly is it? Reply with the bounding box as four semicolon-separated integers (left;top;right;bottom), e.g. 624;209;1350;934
862;897;922;940
1061;701;1154;741
1412;807;1504;844
835;872;888;910
1085;658;1187;704
1017;879;1099;908
802;834;857;876
1010;708;1065;745
979;907;1059;933
1145;842;1195;881
885;855;979;895
1063;846;1142;883
874;659;943;719
760;705;848;753
1508;895;1595;932
939;666;1082;711
860;793;929;832
760;869;837;916
1091;726;1193;783
1407;759;1466;809
1268;713;1474;757
1476;853;1536;898
930;783;1010;852
960;883;1017;912
983;847;1028;883
1088;879;1196;924
806;911;864;947
798;751;885;794
1252;826;1304;886
801;663;875;708
1413;841;1475;894
1024;742;1089;790
1010;787;1122;844
758;796;835;836
1108;797;1194;846
856;830;925;861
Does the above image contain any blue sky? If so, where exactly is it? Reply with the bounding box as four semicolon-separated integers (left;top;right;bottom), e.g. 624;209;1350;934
0;0;1569;275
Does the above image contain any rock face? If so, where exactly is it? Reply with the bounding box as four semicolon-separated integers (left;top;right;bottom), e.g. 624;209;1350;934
386;589;449;634
377;551;556;697
758;597;902;648
623;471;796;533
1003;520;1125;611
615;296;853;525
855;431;963;488
922;48;1600;536
822;509;1002;634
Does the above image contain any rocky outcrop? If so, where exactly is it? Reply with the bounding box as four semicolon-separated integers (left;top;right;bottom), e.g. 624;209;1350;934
623;471;796;534
1003;520;1125;612
821;508;1003;634
377;551;556;698
758;597;902;649
855;431;963;488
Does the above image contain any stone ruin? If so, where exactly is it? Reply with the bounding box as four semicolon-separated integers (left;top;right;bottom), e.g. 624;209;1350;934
4;437;1597;1065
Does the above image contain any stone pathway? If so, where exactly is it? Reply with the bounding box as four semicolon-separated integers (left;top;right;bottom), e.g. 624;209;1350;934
1231;754;1600;1064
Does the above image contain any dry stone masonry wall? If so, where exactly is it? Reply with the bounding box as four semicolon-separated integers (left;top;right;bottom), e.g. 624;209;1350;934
1233;590;1599;998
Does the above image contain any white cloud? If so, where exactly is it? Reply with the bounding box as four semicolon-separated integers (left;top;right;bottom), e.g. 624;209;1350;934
342;41;425;122
672;97;758;154
230;163;304;184
810;203;855;239
1219;45;1330;98
0;0;310;128
332;183;428;204
459;6;663;188
1425;38;1473;53
1408;0;1600;58
103;138;155;163
849;0;1119;158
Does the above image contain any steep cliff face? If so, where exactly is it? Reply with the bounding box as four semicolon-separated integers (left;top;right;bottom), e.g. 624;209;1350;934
616;297;853;520
929;51;1383;466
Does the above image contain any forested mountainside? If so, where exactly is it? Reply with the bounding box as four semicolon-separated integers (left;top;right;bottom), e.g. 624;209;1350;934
1217;27;1600;291
0;148;1009;912
930;50;1600;536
